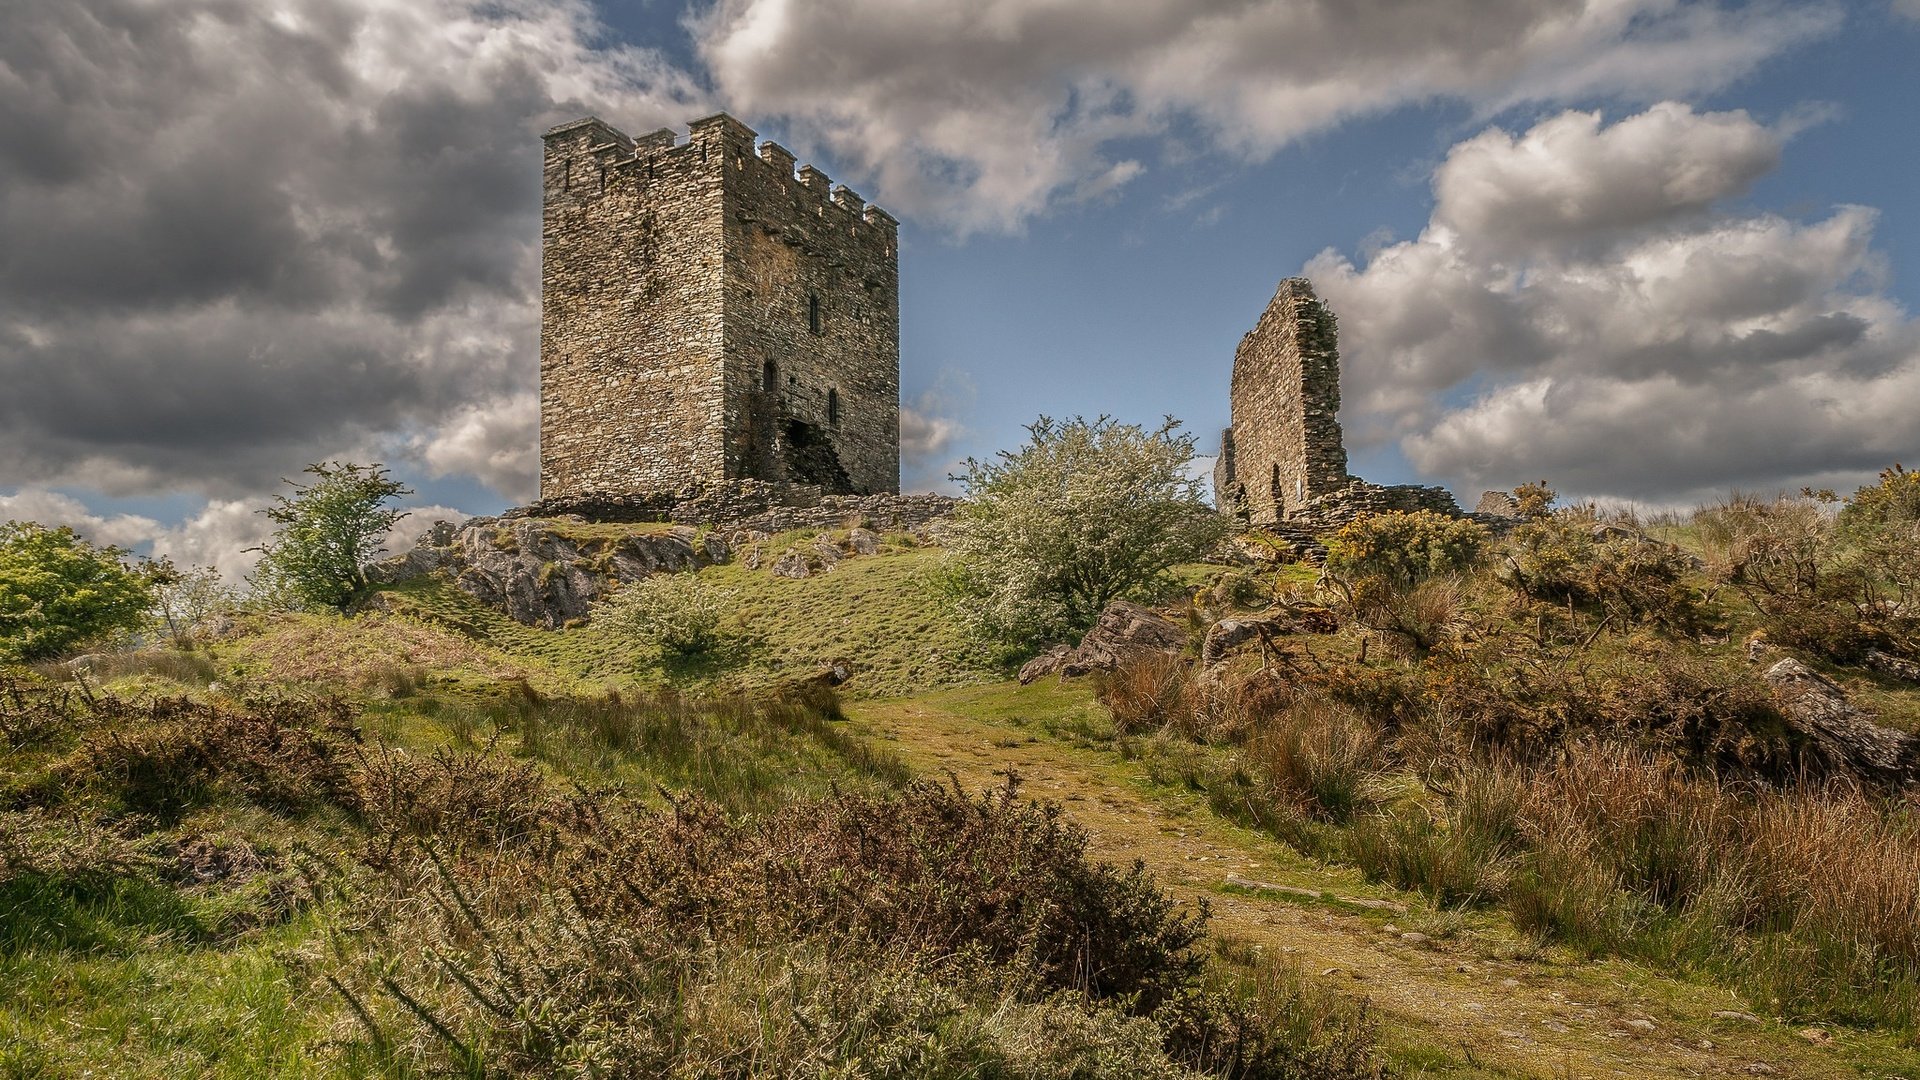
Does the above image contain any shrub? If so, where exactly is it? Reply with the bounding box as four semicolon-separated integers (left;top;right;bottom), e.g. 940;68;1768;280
1241;697;1380;824
346;780;1370;1076
592;571;733;655
938;415;1228;648
247;461;411;613
74;697;362;822
0;522;155;662
1323;511;1489;590
144;560;237;647
1500;515;1705;632
1837;465;1920;650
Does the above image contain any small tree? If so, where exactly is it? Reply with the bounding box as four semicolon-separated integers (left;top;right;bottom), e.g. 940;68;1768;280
939;415;1228;648
0;522;156;662
594;572;733;655
249;462;411;612
146;559;236;647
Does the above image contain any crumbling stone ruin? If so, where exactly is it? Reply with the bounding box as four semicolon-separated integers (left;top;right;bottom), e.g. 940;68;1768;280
539;113;900;505
1213;277;1462;531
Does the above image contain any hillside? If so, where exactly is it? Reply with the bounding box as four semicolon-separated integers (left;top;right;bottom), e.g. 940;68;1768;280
5;492;1920;1078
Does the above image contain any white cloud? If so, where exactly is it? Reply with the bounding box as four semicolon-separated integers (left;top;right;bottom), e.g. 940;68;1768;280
149;500;274;581
0;490;162;551
1431;102;1782;260
385;505;473;554
1308;102;1920;504
695;0;1836;232
410;393;540;502
0;489;267;579
898;374;974;491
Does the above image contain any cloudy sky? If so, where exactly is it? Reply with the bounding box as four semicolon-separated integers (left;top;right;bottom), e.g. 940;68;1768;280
4;0;1918;576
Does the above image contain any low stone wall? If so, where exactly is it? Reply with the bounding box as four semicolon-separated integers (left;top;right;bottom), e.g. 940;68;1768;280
513;480;958;535
1285;480;1463;532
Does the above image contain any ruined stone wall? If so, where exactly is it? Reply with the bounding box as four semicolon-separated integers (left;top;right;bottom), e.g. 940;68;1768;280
539;113;900;502
1214;278;1350;525
1285;480;1463;532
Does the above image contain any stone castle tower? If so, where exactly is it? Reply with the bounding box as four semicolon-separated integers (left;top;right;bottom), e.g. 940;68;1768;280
1213;278;1352;524
539;113;900;502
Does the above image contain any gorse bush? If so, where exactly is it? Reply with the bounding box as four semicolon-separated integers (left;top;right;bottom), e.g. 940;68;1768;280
1322;510;1488;589
1500;514;1705;633
337;776;1386;1079
592;570;734;655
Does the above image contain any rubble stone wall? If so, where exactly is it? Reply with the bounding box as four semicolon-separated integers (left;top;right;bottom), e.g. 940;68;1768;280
1213;278;1351;525
516;480;955;535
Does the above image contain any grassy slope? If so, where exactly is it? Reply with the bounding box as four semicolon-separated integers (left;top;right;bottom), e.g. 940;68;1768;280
375;543;1003;700
10;519;1920;1078
851;680;1920;1080
0;658;906;1075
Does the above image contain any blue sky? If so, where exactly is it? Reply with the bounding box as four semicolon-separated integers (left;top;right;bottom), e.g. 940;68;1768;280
3;0;1918;573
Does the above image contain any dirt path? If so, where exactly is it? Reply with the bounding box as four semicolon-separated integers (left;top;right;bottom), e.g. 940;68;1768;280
850;688;1920;1080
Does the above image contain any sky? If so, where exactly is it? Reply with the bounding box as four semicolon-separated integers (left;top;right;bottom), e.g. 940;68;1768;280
3;0;1919;578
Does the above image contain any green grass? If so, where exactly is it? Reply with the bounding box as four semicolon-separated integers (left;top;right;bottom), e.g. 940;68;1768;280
372;546;1004;699
0;919;349;1079
0;661;912;1075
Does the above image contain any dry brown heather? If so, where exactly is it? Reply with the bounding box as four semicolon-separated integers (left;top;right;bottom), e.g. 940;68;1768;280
539;113;900;501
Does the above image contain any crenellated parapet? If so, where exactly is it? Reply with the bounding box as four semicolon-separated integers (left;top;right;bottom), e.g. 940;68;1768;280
541;113;897;238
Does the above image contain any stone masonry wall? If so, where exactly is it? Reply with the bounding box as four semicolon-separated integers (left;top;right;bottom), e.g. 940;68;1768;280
1214;278;1350;526
719;121;901;496
514;479;953;535
540;117;726;499
539;113;900;502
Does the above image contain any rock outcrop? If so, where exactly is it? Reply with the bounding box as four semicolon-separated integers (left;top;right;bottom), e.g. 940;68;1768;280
366;518;726;628
1018;601;1187;683
1763;657;1920;786
1200;608;1338;666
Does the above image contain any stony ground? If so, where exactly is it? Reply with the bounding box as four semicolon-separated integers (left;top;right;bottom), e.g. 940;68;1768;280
850;682;1920;1080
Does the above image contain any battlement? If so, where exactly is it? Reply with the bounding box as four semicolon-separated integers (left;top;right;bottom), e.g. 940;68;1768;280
543;112;895;233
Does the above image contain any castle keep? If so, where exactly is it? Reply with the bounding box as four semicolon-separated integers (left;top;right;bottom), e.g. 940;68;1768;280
1215;277;1460;529
539;113;900;503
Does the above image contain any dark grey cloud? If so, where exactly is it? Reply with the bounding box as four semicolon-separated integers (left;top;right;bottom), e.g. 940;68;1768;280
0;0;699;499
1308;103;1920;506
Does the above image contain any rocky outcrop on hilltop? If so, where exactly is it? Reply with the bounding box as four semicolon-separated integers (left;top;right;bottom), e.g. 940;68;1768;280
367;518;727;628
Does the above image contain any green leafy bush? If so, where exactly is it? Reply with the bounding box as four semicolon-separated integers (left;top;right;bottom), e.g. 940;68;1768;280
1500;515;1705;632
938;415;1228;649
0;522;155;662
593;571;734;655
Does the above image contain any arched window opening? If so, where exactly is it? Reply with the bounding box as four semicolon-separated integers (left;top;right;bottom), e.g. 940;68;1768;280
762;358;778;393
1271;464;1283;508
827;388;841;428
808;293;823;335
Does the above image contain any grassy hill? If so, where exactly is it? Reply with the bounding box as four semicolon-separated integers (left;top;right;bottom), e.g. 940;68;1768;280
5;492;1920;1077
